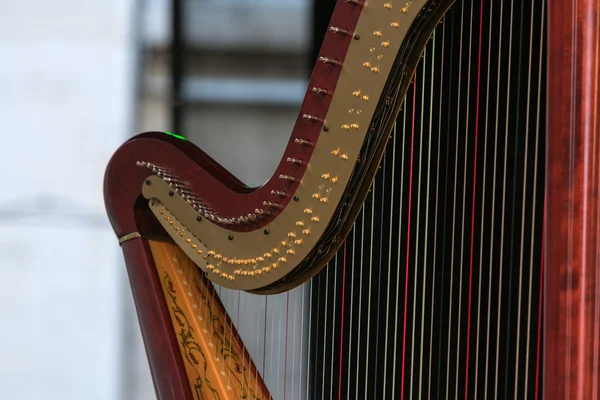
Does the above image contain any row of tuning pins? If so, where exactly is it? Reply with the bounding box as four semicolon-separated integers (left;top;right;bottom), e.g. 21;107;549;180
137;162;278;226
136;161;221;223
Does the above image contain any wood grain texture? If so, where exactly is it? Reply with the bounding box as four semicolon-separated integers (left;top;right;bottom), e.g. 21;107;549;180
148;240;270;400
121;238;194;400
546;1;600;399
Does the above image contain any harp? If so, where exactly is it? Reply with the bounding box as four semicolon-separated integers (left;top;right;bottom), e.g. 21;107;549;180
104;0;600;398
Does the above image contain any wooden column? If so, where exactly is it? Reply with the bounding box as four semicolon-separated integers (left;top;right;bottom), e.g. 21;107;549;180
546;1;600;398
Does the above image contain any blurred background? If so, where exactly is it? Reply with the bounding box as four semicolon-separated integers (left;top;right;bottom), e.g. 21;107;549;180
0;0;334;398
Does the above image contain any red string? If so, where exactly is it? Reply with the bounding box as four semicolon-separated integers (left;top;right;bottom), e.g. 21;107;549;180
401;72;417;400
534;196;546;400
338;241;347;400
464;0;485;397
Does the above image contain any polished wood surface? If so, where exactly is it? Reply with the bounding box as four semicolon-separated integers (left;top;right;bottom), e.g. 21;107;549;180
103;4;361;238
148;240;270;400
546;1;600;398
121;238;193;400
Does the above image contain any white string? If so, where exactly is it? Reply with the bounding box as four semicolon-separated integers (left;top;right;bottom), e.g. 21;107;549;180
494;1;515;397
474;0;493;395
446;2;466;397
382;118;399;398
291;288;297;400
346;223;356;398
513;1;538;396
305;280;313;400
455;2;475;397
364;179;376;400
321;263;330;400
523;2;545;395
355;204;366;397
330;255;338;400
391;106;408;397
428;23;444;400
418;39;435;399
483;0;504;397
299;283;306;400
410;46;427;397
255;295;259;397
277;293;282;399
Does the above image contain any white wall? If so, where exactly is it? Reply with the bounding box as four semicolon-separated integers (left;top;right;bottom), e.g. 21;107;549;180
0;1;139;399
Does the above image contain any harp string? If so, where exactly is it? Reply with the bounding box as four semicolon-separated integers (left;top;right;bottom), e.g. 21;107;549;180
283;291;289;400
401;71;418;400
337;241;347;400
494;0;514;396
409;46;425;399
262;297;268;384
383;112;399;397
391;110;407;397
436;14;452;399
525;42;544;383
474;0;493;395
185;3;548;398
346;224;356;398
354;204;365;397
504;0;527;395
418;34;435;398
446;1;464;396
515;0;541;396
484;0;504;396
329;254;337;400
363;171;376;400
321;256;329;400
534;198;545;400
305;280;312;400
455;0;473;396
428;24;443;400
373;153;387;400
464;0;484;395
292;283;308;398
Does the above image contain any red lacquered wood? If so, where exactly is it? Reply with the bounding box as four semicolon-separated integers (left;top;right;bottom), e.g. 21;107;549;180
121;238;194;400
104;0;362;236
545;1;600;399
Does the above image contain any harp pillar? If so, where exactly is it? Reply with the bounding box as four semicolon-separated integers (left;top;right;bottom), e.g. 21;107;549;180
546;1;600;399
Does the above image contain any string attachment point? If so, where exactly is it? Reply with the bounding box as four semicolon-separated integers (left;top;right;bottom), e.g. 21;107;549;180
312;87;329;95
271;190;287;197
319;56;341;67
279;174;296;183
329;26;349;36
263;201;281;209
294;138;311;146
302;114;320;122
286;157;303;166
